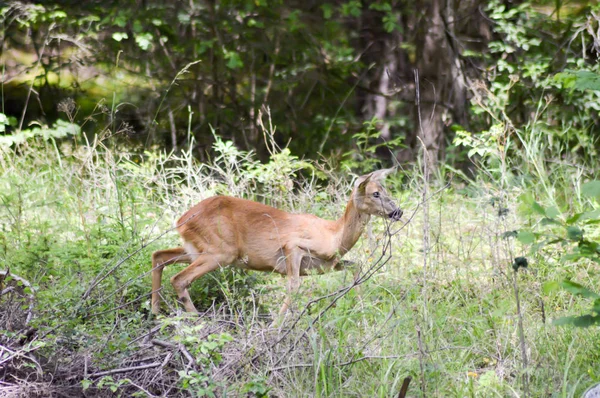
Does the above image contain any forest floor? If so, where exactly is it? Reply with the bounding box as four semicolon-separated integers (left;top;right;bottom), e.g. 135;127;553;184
1;137;599;397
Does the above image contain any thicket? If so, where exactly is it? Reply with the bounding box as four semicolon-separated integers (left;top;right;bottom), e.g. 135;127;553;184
1;0;600;397
2;0;599;162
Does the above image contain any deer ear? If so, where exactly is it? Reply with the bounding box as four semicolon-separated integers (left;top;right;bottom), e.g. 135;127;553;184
354;173;372;194
371;167;396;181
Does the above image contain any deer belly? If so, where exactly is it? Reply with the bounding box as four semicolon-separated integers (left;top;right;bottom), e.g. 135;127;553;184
232;250;287;275
300;256;334;275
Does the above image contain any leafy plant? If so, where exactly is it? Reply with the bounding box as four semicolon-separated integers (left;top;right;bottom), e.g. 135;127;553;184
159;318;233;397
0;119;80;147
241;377;271;397
342;117;404;173
518;180;600;327
544;280;600;327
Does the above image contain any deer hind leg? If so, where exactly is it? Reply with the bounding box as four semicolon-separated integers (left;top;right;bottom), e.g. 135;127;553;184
170;253;233;313
152;247;191;314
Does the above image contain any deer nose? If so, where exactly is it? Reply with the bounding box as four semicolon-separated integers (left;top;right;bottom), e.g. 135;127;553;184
388;208;403;221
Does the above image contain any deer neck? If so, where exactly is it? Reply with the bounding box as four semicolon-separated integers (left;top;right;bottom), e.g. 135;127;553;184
335;195;370;256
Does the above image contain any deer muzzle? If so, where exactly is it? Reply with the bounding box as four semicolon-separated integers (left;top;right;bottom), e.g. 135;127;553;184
388;208;403;221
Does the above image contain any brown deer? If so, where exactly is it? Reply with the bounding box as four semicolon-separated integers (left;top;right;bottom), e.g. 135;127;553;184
151;168;402;316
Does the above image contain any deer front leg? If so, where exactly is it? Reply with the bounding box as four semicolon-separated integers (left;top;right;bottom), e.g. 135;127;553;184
278;247;303;318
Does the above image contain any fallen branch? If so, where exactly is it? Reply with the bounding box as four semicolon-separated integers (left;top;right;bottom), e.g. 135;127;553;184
89;353;172;379
152;339;194;366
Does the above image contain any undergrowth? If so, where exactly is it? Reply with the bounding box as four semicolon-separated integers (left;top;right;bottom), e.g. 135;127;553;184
0;124;599;397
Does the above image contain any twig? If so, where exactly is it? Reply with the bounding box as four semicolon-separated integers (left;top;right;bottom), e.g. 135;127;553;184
414;67;429;397
129;379;159;398
151;339;193;366
0;343;43;367
89;353;172;378
512;269;530;397
258;225;401;373
415;323;427;396
18;23;55;132
269;362;313;371
151;339;175;349
178;343;194;365
269;354;412;372
336;354;409;367
128;325;162;347
86;292;154;318
398;376;412;398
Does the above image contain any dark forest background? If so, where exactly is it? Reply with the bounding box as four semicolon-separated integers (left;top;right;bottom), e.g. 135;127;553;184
2;0;599;167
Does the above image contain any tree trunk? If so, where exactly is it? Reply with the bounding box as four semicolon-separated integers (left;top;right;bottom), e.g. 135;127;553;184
415;0;447;168
409;0;471;168
356;7;402;142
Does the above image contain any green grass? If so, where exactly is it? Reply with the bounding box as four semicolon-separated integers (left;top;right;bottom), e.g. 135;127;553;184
0;134;599;397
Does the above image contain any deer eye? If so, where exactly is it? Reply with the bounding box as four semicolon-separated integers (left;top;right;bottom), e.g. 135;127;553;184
373;192;380;198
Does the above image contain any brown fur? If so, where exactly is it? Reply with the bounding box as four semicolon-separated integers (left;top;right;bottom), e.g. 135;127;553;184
151;168;402;316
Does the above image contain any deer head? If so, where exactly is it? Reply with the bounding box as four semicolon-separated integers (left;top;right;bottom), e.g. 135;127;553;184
353;168;403;221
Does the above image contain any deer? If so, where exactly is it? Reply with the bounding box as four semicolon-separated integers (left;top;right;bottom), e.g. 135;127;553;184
151;168;402;317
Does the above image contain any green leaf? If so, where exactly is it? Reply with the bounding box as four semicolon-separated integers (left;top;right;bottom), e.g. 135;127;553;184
552;316;577;326
178;12;191;24
531;201;545;215
81;379;92;390
571;71;600;91
383;13;400;33
579;239;599;253
545;206;560;218
247;18;264;28
369;2;392;11
566;226;583;241
224;51;244;69
321;4;333;19
0;113;9;133
133;20;143;33
540;217;560;226
572;315;600;327
114;15;127;28
542;280;560;294
581;209;600;221
566;212;583;225
135;32;153;51
560;280;600;299
554;70;600;92
50;10;67;19
582;181;600;199
517;231;535;244
341;1;362;17
112;32;128;42
593;298;600;314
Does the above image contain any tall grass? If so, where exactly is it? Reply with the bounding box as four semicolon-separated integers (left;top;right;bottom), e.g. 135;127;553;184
0;124;599;397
